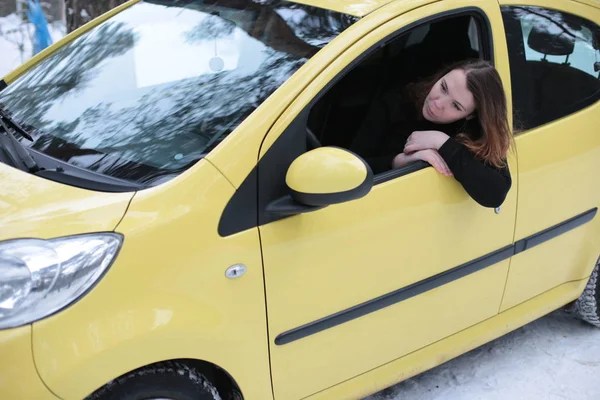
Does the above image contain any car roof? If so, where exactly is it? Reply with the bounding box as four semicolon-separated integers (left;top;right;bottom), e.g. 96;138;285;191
286;0;400;17
291;0;600;18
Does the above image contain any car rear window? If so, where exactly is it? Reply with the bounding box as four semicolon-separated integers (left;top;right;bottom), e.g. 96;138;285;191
501;6;600;130
0;0;356;186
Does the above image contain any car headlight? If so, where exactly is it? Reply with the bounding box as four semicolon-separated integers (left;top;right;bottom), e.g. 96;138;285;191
0;233;122;329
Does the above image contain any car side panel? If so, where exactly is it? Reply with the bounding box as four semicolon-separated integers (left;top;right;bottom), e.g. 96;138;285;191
0;326;60;399
258;1;518;399
31;161;273;400
304;278;589;400
499;0;600;311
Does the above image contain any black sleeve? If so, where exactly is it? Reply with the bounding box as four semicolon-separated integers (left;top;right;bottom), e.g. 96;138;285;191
438;138;511;208
349;96;390;159
363;153;395;174
349;93;406;174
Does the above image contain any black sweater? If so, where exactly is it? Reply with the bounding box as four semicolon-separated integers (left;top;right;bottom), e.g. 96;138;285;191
349;92;511;208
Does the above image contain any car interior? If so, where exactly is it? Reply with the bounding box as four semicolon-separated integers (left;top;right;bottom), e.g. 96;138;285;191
306;14;483;156
512;21;600;130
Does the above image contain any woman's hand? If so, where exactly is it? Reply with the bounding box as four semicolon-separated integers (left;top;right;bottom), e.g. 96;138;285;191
393;149;452;176
415;149;453;176
404;130;450;154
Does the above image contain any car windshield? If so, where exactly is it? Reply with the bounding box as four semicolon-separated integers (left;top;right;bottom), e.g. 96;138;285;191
0;0;356;186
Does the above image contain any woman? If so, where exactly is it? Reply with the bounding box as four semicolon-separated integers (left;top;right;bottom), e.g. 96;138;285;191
350;59;513;208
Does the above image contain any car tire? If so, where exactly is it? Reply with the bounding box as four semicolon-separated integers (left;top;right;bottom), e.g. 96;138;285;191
570;258;600;328
86;361;223;400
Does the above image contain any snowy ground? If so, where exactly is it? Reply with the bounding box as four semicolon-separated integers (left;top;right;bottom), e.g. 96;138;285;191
0;13;65;78
366;309;600;400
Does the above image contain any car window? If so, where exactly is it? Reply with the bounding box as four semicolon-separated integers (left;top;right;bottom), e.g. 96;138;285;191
468;17;480;52
403;18;480;55
0;0;356;186
501;6;600;131
307;13;487;179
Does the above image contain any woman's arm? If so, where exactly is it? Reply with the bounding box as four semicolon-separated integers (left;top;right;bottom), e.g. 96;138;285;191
438;138;511;208
393;150;453;176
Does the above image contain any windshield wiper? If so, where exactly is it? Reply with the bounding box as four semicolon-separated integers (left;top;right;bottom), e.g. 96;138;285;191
0;116;40;172
0;108;34;141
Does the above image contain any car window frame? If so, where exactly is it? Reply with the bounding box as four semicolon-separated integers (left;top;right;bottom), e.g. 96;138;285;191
301;7;495;185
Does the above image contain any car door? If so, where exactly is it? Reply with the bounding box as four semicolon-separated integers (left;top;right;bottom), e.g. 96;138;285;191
499;2;600;312
254;2;518;399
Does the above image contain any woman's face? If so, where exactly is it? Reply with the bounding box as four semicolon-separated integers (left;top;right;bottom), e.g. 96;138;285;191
422;68;476;124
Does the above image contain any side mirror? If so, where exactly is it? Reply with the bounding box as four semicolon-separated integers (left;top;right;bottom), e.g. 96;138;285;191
286;147;373;206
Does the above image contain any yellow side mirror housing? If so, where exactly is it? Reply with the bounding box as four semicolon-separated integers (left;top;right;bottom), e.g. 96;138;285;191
285;147;373;206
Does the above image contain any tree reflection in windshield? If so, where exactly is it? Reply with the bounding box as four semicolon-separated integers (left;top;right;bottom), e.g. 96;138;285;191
0;0;357;186
1;22;137;137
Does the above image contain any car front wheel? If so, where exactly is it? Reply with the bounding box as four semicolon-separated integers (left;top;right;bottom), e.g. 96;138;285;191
571;257;600;328
86;361;222;400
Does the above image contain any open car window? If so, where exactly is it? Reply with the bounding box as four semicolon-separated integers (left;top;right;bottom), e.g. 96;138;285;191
307;13;487;179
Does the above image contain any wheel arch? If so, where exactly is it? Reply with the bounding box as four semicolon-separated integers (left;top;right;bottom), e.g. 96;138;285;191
85;358;244;400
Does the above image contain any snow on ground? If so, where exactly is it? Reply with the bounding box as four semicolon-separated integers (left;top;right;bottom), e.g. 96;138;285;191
0;13;65;78
366;309;600;400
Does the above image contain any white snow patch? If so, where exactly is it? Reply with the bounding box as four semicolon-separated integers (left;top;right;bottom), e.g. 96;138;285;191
0;13;65;78
366;310;600;400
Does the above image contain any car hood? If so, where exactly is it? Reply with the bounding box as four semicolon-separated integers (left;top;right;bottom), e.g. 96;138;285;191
0;163;134;241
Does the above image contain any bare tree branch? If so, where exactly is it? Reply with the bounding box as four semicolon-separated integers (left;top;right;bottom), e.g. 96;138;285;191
65;0;127;33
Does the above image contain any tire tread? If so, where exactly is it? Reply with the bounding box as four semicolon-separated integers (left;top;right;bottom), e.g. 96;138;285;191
87;361;222;400
571;260;600;328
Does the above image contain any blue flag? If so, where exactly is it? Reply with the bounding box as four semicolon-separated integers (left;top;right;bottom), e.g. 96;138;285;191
26;0;53;54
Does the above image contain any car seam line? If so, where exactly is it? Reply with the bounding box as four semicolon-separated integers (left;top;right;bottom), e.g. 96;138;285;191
30;325;65;399
113;191;138;233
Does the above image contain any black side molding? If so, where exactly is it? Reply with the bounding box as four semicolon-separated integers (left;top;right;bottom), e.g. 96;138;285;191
0;80;7;92
218;167;258;237
514;208;597;255
275;208;598;346
275;245;514;346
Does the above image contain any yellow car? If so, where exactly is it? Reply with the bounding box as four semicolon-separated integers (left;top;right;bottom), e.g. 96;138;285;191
1;0;599;399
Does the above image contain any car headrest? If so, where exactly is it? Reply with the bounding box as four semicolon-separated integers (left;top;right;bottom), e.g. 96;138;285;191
527;26;575;56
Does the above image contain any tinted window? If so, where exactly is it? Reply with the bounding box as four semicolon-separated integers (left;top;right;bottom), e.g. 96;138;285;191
0;0;356;186
501;6;600;130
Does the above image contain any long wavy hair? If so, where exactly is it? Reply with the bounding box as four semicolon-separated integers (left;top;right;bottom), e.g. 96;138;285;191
408;59;513;168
